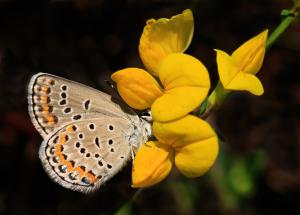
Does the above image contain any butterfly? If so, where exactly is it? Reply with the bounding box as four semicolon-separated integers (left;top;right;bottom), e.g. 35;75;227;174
28;73;152;193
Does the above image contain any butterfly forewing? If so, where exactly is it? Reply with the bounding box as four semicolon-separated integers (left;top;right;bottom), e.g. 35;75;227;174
28;73;137;138
40;117;133;193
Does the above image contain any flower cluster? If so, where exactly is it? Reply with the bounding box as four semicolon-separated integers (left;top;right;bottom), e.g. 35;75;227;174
111;9;268;188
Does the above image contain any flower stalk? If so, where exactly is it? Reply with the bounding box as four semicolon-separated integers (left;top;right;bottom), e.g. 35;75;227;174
266;8;298;50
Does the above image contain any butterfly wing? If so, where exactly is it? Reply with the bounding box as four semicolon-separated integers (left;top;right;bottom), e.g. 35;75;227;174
28;73;137;138
28;73;146;193
39;117;135;193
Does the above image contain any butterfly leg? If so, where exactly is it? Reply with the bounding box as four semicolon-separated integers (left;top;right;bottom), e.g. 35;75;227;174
130;145;135;162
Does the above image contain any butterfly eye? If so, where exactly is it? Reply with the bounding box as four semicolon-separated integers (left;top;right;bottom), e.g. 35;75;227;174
140;111;152;122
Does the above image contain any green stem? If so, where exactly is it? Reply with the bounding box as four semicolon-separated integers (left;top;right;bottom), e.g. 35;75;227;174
114;188;143;215
201;81;230;118
266;9;297;50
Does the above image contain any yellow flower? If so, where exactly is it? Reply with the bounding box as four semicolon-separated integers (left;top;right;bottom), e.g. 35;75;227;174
111;10;210;122
112;54;210;122
215;30;268;96
139;9;194;76
132;115;219;188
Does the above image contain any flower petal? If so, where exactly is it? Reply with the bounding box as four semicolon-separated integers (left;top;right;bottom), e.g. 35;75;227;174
215;49;264;95
215;49;240;87
152;86;208;122
158;53;210;89
153;115;217;148
111;68;163;110
152;53;210;122
227;72;264;96
139;9;194;76
175;136;219;178
231;30;268;74
132;141;172;188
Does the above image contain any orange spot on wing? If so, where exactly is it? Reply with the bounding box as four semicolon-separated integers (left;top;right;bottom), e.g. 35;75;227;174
73;167;86;178
63;160;74;171
46;115;56;125
59;134;67;144
41;86;50;94
40;96;49;103
46;79;55;85
55;145;63;156
42;105;49;114
66;126;75;133
86;172;97;183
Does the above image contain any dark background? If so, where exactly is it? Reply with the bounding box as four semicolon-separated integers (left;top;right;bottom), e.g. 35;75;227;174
0;0;299;214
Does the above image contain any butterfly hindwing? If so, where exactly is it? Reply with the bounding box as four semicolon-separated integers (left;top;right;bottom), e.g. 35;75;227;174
28;73;136;138
40;117;134;193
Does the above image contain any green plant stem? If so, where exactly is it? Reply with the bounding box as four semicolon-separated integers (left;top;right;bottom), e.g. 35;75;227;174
201;81;230;119
201;8;297;118
114;188;143;215
266;9;297;50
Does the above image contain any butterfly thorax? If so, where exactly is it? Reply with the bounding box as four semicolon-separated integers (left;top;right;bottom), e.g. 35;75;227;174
129;118;152;154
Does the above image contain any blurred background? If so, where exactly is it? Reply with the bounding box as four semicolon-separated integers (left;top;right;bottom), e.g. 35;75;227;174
0;0;299;214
